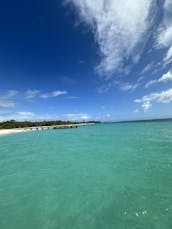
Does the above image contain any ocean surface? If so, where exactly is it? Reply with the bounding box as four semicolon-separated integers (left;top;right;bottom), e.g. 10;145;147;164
0;121;172;229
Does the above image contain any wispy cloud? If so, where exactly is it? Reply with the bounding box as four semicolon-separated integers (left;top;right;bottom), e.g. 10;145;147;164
141;101;152;112
39;93;50;99
120;83;139;92
158;71;172;82
0;89;69;108
0;111;59;122
0;90;18;100
145;79;157;88
145;70;172;88
63;113;89;120
0;111;36;121
156;0;172;65
163;46;172;66
52;90;67;97
134;88;172;112
25;90;40;99
40;90;67;99
0;101;16;108
140;63;154;75
0;112;90;122
0;90;18;108
25;90;67;99
65;96;79;99
17;112;36;119
137;76;144;82
156;0;172;47
66;0;155;75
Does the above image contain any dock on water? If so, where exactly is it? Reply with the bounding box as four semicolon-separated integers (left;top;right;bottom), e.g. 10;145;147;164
25;124;79;131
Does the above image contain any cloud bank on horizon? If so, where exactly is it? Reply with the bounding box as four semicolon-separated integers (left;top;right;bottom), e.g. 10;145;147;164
0;111;90;122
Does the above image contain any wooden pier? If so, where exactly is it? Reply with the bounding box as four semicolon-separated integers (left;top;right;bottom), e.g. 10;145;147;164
25;124;78;131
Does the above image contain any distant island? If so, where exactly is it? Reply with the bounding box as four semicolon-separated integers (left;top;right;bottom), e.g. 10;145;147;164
0;120;101;130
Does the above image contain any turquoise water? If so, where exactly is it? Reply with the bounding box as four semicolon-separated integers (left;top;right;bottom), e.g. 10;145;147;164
0;122;172;229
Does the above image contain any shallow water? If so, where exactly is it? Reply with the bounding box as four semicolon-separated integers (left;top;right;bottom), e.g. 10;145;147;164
0;121;172;229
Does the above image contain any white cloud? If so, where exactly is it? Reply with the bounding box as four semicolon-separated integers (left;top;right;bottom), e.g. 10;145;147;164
0;90;18;99
137;76;144;82
164;0;172;9
25;90;40;99
134;88;172;111
40;90;67;99
158;71;172;82
156;0;172;50
17;111;36;117
140;63;153;75
66;0;154;75
5;90;18;98
63;113;90;120
1;112;36;121
105;114;111;118
0;111;61;122
39;93;50;99
120;83;138;91
0;90;18;108
163;46;172;65
142;101;152;112
25;90;67;99
52;90;67;97
0;111;91;122
145;71;172;88
65;96;79;99
145;79;157;88
157;27;172;48
0;101;16;108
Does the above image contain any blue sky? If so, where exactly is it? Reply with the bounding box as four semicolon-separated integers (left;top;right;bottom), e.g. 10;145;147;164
0;0;172;121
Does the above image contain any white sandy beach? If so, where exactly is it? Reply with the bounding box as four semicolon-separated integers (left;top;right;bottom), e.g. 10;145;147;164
0;129;29;136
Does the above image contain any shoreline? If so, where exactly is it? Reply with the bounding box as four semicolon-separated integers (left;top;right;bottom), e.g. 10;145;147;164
0;123;96;136
0;129;30;136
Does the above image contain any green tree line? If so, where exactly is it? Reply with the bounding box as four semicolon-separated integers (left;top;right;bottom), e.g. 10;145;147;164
0;120;100;129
